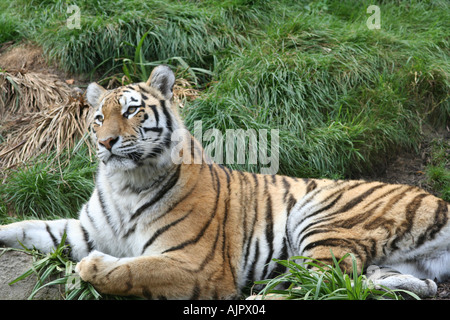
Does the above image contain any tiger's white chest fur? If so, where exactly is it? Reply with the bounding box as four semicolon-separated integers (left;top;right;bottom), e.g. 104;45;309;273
79;162;181;258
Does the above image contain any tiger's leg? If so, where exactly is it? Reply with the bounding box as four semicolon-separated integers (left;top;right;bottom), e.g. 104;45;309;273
75;250;226;299
0;219;91;261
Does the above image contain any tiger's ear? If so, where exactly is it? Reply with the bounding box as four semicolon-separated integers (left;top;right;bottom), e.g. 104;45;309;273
86;82;107;108
146;65;175;100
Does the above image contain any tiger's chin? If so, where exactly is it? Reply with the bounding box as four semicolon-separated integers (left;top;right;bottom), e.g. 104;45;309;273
99;152;171;174
101;154;139;171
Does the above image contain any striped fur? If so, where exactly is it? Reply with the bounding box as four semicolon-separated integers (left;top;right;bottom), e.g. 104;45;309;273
1;65;449;299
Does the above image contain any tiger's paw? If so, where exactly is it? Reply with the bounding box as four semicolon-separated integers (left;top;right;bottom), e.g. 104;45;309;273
75;251;132;295
366;265;437;298
75;251;119;284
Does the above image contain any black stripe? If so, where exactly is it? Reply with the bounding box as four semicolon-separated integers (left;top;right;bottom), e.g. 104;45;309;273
426;200;448;241
363;186;415;230
219;166;231;260
160;100;172;132
150;176;200;225
391;193;429;251
298;180;349;214
303;237;356;254
130;165;181;221
281;176;291;201
141;209;192;254
218;165;234;284
297;184;386;247
266;237;289;281
243;173;260;278
243;173;258;258
45;223;58;248
138;83;154;95
190;282;201;300
162;164;221;254
335;202;382;229
262;193;274;277
296;192;344;247
142;288;153;299
362;185;404;209
330;183;386;216
306;180;318;193
196;221;221;272
237;171;249;250
84;202;97;232
417;199;448;246
302;229;372;261
143;127;163;133
97;188;115;230
143;146;164;159
141;113;149;123
247;239;260;282
162;131;172;148
122;224;136;239
306;183;385;228
127;151;143;162
208;163;219;192
81;225;94;253
149;105;159;126
63;221;72;257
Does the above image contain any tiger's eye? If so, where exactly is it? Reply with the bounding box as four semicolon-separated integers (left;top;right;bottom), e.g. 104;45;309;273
95;114;104;123
127;106;137;114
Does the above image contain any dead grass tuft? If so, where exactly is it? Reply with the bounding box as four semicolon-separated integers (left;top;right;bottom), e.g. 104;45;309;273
0;70;93;170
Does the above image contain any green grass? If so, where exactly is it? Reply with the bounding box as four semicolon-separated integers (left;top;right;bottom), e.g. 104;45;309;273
0;144;96;224
254;253;419;300
0;0;264;75
183;0;449;177
426;137;450;202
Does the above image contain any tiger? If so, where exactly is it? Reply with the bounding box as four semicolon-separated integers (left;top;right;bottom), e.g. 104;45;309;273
1;65;449;299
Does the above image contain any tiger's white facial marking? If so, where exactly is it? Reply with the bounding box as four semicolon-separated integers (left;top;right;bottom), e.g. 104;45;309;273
119;90;142;119
93;100;105;126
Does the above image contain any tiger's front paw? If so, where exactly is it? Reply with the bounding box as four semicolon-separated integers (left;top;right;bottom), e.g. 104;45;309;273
76;251;117;283
75;250;131;295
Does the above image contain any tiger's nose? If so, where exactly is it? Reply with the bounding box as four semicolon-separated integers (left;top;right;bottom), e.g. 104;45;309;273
99;137;119;151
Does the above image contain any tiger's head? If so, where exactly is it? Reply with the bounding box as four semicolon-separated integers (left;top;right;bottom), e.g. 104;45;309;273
85;65;183;171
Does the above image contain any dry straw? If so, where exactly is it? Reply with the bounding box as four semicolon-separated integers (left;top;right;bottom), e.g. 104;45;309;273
0;70;94;170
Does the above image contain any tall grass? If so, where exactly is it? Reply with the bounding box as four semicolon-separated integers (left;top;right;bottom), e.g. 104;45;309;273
0;0;268;75
426;137;450;202
0;144;96;224
184;0;449;177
